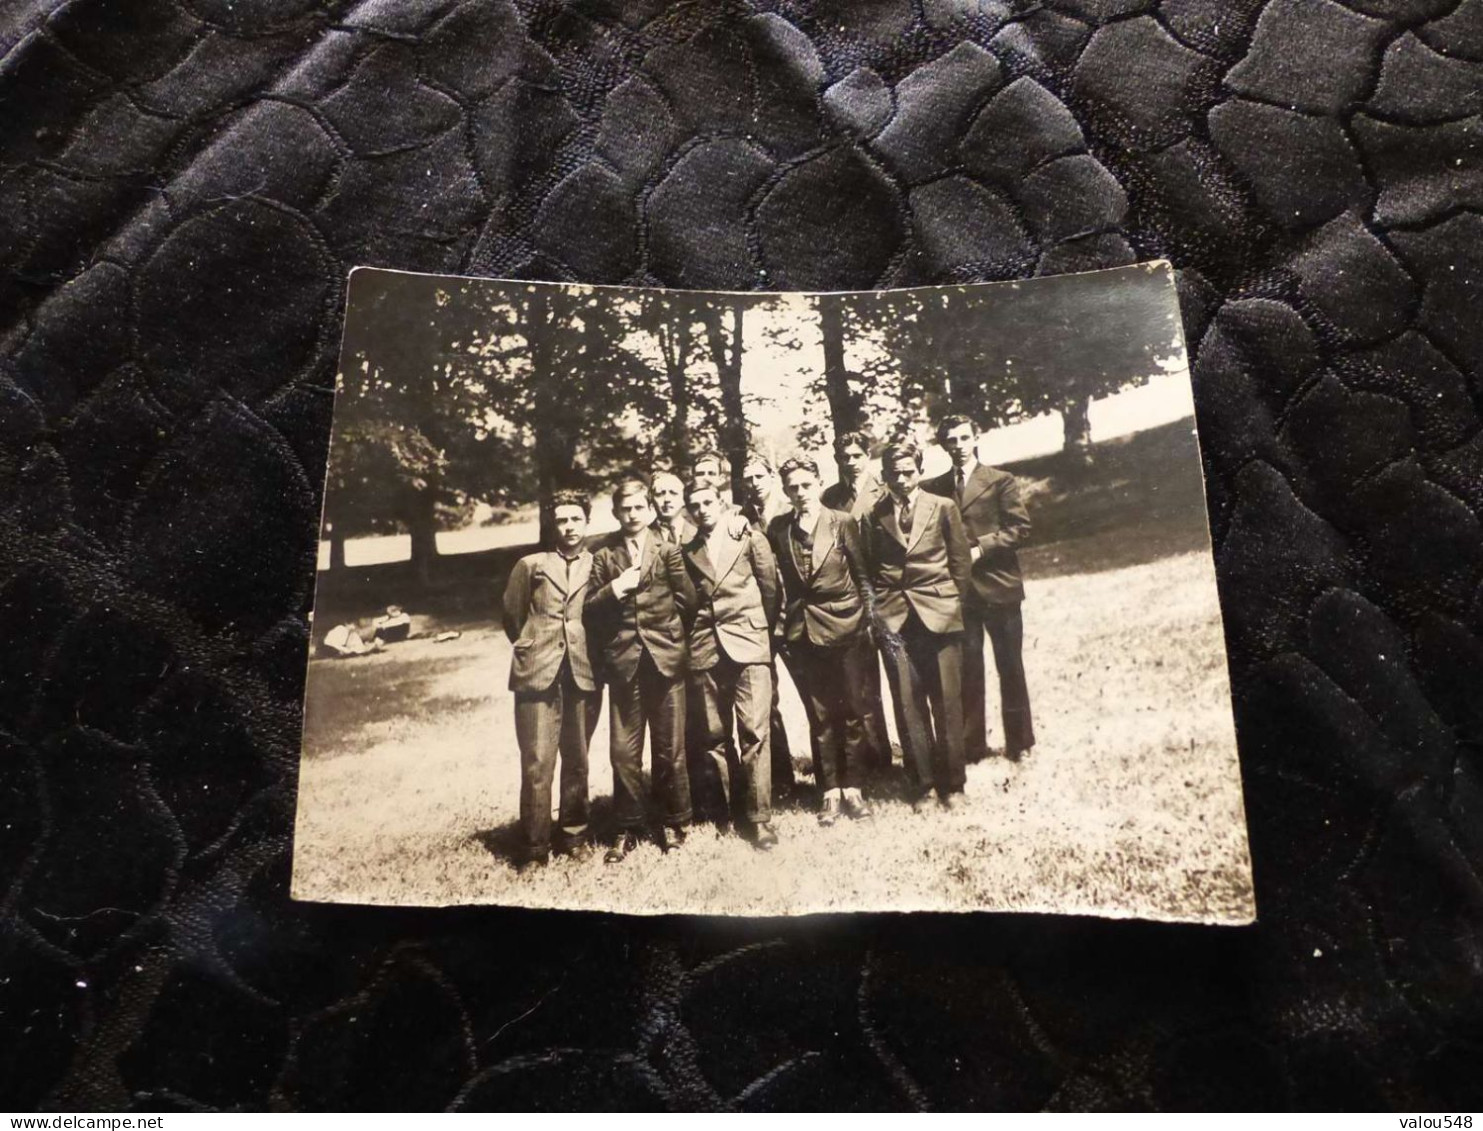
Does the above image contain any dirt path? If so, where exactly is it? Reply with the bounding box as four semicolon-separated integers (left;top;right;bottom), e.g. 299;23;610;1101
292;551;1254;923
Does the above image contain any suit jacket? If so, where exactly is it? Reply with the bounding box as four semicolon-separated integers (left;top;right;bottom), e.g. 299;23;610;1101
651;514;697;547
923;463;1029;606
861;490;972;635
740;493;789;534
766;508;871;647
821;475;885;522
680;523;781;669
585;531;696;682
502;550;597;693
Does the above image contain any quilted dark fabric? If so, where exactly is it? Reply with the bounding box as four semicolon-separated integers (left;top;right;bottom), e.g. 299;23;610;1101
2;0;1481;1112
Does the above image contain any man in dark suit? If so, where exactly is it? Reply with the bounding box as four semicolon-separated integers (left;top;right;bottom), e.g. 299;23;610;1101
650;470;696;546
861;440;973;808
822;430;885;521
680;478;783;849
586;477;698;862
821;430;893;771
767;456;876;826
501;490;602;867
925;414;1035;761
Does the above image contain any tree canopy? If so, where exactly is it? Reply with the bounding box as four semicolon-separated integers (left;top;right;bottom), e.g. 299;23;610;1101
325;266;1184;568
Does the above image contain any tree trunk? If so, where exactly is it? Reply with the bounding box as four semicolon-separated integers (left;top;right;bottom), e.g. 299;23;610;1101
406;489;439;585
534;429;580;548
817;295;863;438
327;521;346;570
524;286;567;549
662;320;692;468
1061;395;1093;465
705;303;748;499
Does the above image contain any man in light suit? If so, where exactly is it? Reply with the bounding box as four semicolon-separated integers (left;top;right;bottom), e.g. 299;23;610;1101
680;450;749;821
586;477;698;862
501;490;602;867
821;430;894;771
680;478;783;849
925;415;1035;762
740;451;790;532
767;455;876;826
738;450;798;802
650;470;696;546
861;440;973;808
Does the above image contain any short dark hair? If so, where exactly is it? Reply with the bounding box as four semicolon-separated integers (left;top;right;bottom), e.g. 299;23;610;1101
548;488;591;518
881;440;924;473
935;414;977;442
610;476;651;508
685;478;720;503
741;450;773;475
833;430;873;456
778;455;820;481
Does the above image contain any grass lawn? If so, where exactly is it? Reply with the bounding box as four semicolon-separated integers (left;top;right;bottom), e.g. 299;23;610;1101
291;548;1254;923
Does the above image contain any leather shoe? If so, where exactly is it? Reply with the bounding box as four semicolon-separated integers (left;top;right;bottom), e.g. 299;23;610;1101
660;825;687;852
842;790;872;820
909;793;934;815
749;822;779;851
604;831;641;864
818;793;841;827
939;792;966;812
553;835;591;861
1006;744;1032;763
515;851;549;874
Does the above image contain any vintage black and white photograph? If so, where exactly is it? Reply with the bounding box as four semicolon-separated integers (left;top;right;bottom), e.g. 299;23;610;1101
292;263;1254;922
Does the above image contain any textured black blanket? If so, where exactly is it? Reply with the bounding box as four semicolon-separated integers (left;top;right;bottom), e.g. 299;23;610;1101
2;0;1480;1111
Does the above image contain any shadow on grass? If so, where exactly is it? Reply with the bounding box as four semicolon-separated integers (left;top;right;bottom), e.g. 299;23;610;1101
1010;417;1212;580
471;762;854;868
470;789;620;866
303;653;487;760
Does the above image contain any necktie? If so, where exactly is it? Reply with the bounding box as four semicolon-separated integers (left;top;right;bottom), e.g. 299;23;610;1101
899;500;913;534
956;469;966;502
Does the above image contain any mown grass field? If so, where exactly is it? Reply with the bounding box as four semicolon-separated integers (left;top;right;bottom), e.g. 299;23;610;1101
292;420;1254;922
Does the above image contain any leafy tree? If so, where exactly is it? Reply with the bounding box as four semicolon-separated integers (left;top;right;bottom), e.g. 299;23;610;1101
327;272;523;579
457;282;669;545
815;269;1184;454
628;291;727;471
324;267;1183;581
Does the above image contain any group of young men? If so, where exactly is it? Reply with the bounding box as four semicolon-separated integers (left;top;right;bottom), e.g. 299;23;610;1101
500;417;1035;869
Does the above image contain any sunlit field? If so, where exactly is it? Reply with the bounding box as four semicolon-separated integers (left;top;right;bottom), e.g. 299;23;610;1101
292;544;1253;922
